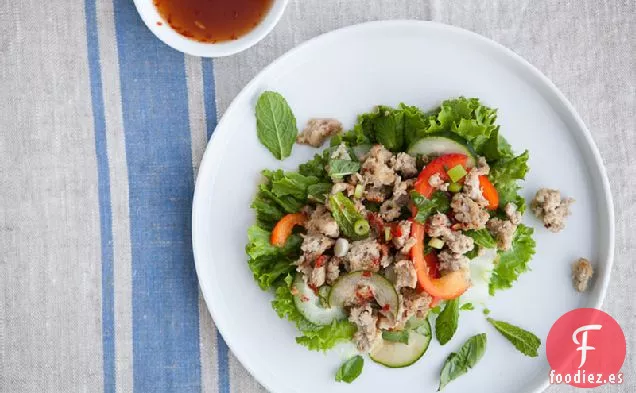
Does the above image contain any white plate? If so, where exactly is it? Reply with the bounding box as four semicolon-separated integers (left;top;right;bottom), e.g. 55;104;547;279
192;21;614;393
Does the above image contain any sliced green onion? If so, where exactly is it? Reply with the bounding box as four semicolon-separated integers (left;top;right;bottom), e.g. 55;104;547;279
428;238;444;250
353;219;370;236
448;182;463;193
447;164;467;183
353;184;364;199
384;226;392;242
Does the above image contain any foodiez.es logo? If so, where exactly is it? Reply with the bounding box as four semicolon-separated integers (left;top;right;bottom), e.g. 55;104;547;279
547;308;626;388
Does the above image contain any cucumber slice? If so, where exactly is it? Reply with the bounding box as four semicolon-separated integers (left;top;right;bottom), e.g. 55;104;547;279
370;319;432;368
292;275;345;326
328;272;399;319
408;132;477;167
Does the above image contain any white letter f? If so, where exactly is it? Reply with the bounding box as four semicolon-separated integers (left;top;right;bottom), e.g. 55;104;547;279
572;324;602;369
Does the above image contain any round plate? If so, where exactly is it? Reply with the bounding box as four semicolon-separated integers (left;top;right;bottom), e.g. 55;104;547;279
192;21;614;393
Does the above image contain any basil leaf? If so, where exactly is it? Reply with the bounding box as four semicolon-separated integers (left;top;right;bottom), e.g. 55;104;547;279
335;355;364;383
255;91;297;160
460;303;474;311
382;330;410;345
411;191;450;223
436;298;459;345
328;192;368;240
464;229;497;249
438;333;487;391
487;318;541;357
328;159;360;178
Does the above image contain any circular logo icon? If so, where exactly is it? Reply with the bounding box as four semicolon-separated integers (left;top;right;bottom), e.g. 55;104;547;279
546;308;626;388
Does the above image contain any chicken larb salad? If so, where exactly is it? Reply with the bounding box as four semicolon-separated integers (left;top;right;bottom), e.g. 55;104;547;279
246;95;543;387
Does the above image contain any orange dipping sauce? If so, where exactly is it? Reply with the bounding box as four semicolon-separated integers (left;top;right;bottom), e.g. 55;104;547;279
154;0;274;43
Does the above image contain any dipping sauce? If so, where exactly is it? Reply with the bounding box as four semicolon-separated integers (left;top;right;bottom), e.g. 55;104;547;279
154;0;274;43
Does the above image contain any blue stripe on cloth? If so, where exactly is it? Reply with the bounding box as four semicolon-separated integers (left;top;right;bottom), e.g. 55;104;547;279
200;58;228;393
84;1;115;392
113;0;202;391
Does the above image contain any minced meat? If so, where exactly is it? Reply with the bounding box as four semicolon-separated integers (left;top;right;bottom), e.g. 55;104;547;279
296;118;343;147
349;304;380;353
572;258;593;292
391;152;418;178
487;218;517;251
361;145;397;187
451;193;489;230
394;259;417;290
531;188;575;233
305;205;339;238
300;234;335;259
346;238;381;272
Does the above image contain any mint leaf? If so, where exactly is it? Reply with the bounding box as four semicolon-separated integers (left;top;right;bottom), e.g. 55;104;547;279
464;229;497;249
489;224;536;294
255;91;297;160
438;333;487;391
329;192;368;240
436;298;459;345
328;159;360;178
487;318;541;357
335;355;364;383
460;303;474;311
307;183;332;203
411;191;450;223
382;330;410;344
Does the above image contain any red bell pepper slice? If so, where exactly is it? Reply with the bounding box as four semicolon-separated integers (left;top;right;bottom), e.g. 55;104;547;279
270;213;306;247
414;153;469;198
411;221;470;299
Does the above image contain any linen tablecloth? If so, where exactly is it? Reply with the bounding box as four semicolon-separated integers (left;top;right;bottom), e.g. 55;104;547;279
1;0;633;392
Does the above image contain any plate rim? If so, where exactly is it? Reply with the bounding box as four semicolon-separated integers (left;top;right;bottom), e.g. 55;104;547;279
192;20;615;393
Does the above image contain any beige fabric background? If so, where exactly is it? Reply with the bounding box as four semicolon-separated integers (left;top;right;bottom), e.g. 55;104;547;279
0;0;633;392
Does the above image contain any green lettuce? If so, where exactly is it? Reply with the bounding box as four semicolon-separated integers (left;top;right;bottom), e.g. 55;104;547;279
298;151;329;179
489;224;536;294
246;226;301;290
337;97;505;154
251;169;318;229
488;151;530;212
272;275;356;351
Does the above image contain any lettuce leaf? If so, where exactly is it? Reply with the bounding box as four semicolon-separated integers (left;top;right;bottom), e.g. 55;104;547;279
251;169;319;229
298;151;329;180
489;224;536;294
489;151;530;212
246;226;301;290
272;275;356;351
340;97;502;153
